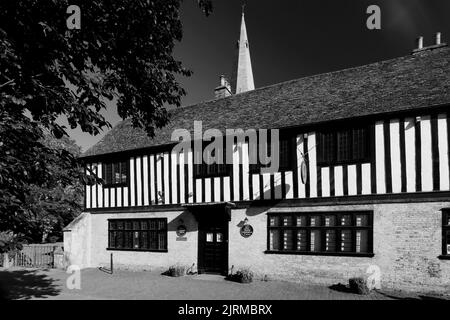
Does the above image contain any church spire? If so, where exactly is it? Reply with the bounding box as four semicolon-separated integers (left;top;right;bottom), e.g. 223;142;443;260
234;8;255;94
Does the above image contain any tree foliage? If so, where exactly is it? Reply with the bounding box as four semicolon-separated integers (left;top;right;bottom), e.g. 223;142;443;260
0;108;85;243
0;0;212;247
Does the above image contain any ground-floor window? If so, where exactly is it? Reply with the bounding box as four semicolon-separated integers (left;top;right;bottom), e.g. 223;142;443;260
443;209;450;257
266;211;373;256
108;218;167;252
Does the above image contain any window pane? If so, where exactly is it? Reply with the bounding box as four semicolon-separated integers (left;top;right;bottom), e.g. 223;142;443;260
149;219;157;230
116;221;124;230
140;231;149;249
341;230;352;252
109;221;116;230
269;216;280;227
216;233;223;242
353;128;367;160
149;231;158;249
310;230;322;252
337;130;351;162
109;231;116;248
325;230;336;252
106;163;113;185
206;233;213;242
158;232;166;250
340;215;351;226
283;230;293;250
325;215;336;227
124;231;133;248
120;161;127;183
116;231;123;248
125;220;132;230
356;230;369;253
269;229;280;250
297;230;307;251
319;132;335;164
296;215;306;227
310;216;321;227
279;139;290;169
133;231;140;249
157;219;166;230
282;215;292;226
356;215;369;227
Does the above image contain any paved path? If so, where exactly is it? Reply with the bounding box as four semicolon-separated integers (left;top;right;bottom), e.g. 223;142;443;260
0;267;448;300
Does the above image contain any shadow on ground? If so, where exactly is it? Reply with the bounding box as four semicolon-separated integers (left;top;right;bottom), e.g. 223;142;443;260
0;269;60;300
329;283;354;294
376;291;450;301
329;282;449;300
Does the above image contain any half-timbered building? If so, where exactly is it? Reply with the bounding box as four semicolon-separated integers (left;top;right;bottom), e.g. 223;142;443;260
64;13;450;292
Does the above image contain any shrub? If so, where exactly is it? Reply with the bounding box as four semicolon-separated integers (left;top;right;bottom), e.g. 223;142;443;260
167;264;186;277
349;277;370;295
227;268;253;283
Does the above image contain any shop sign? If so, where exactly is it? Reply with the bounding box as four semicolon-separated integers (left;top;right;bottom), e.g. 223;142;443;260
240;224;253;238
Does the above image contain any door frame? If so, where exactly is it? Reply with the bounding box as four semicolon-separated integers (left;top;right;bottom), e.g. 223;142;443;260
197;214;229;275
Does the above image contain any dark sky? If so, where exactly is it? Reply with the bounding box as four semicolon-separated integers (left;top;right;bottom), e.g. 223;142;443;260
67;0;450;151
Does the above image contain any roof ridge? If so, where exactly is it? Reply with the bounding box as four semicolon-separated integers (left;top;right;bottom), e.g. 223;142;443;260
176;46;450;110
82;45;450;157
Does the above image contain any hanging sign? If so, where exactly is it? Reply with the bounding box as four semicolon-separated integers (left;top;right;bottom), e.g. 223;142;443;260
176;225;187;237
300;160;308;184
176;225;187;241
240;224;254;238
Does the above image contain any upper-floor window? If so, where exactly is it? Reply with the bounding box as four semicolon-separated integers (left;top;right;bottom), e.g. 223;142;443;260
317;126;370;166
103;160;128;187
442;209;450;258
249;136;294;173
194;147;231;178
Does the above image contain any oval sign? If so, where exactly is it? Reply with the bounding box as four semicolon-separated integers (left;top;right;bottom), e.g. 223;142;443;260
300;160;308;184
240;224;254;238
176;225;187;237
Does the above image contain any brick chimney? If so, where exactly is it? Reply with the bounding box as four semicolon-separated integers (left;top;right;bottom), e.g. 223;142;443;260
214;75;232;99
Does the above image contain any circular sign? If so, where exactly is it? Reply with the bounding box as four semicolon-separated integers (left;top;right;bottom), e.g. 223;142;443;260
300;160;308;184
176;225;187;237
240;224;254;238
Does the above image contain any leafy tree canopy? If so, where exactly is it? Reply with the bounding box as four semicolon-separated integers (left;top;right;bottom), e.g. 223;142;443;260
0;0;212;246
1;0;212;137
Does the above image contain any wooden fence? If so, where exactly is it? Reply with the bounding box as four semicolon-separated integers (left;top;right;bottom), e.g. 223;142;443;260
4;243;63;268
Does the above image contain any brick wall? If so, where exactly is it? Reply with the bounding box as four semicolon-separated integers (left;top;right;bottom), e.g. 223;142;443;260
229;202;450;292
88;210;198;272
67;200;450;292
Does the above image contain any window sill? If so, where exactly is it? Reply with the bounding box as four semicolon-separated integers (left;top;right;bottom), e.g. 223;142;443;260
249;168;294;175
264;250;374;258
107;248;168;253
103;183;128;189
317;159;371;167
193;173;230;179
438;255;450;260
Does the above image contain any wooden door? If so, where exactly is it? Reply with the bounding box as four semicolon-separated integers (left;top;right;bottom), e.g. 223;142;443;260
198;217;228;274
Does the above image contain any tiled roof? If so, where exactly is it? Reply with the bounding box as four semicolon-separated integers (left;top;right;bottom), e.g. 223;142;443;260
83;45;450;157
